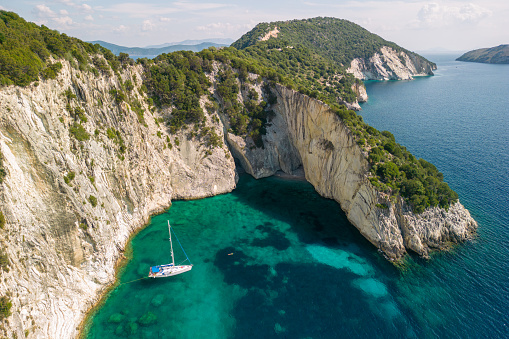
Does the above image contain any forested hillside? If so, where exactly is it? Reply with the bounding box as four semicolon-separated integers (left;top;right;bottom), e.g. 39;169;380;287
233;17;436;69
456;44;509;64
0;9;457;214
0;11;131;87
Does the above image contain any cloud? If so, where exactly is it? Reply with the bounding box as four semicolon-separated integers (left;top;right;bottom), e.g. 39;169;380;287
196;21;256;36
84;15;94;21
34;4;57;18
97;2;228;18
33;4;77;28
159;17;171;22
417;2;492;27
113;24;129;33
54;16;73;26
81;4;92;12
57;0;93;12
142;19;154;31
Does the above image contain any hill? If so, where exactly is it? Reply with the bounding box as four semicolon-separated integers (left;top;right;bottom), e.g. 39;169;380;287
456;44;509;64
232;17;435;69
89;40;230;58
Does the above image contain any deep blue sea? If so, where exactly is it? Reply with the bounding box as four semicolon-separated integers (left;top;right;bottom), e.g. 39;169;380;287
85;55;509;338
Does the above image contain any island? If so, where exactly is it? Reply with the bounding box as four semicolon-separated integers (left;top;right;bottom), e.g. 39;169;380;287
456;44;509;64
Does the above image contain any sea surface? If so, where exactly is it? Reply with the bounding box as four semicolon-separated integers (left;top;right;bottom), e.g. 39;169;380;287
85;55;509;338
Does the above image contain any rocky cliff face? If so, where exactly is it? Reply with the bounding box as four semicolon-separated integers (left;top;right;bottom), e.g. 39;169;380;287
0;61;235;338
227;84;476;261
347;46;436;80
0;57;473;338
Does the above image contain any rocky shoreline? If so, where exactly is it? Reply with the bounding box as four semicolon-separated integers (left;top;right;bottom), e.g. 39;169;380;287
0;50;474;338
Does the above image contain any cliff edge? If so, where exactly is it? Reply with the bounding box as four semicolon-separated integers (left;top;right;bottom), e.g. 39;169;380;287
226;84;476;260
0;61;236;338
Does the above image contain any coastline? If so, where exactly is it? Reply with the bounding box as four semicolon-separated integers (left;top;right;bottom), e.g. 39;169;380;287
77;206;171;338
76;168;307;337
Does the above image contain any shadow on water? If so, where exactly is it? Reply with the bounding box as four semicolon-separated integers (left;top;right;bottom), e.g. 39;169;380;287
209;175;414;338
230;174;377;251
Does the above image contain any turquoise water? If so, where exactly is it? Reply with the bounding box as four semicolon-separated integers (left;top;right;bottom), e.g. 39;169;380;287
86;55;509;338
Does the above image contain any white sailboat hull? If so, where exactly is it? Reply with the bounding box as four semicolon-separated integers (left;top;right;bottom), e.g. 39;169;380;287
149;264;193;278
148;221;193;278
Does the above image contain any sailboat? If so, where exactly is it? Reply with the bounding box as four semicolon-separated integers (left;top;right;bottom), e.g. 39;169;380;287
148;221;193;278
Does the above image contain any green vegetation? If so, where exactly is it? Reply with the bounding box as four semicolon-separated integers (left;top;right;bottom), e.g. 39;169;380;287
0;296;11;320
0;10;136;87
89;195;97;207
141;50;211;132
63;171;75;185
109;88;125;105
333;107;459;213
233;17;432;67
73;107;87;123
0;10;94;86
129;98;145;124
69;122;90;141
0;246;9;272
0;211;5;229
41;62;62;79
107;128;126;154
214;69;272;146
0;11;455;213
0;152;6;183
456;44;509;64
63;88;76;101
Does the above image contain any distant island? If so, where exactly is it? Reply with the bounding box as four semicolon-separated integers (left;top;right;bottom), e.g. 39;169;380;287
89;40;231;59
456;44;509;64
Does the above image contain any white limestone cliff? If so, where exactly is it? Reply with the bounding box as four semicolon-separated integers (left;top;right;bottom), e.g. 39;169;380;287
0;61;236;338
0;57;472;338
226;84;476;261
347;46;436;81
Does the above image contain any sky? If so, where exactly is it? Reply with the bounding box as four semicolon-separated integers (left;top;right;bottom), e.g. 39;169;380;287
0;0;507;52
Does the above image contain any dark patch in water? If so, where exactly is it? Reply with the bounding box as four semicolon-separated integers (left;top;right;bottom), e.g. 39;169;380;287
214;247;270;289
230;262;401;338
322;237;339;247
252;224;291;250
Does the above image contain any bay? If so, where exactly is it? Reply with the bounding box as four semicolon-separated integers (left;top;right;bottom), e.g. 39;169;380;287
85;55;509;338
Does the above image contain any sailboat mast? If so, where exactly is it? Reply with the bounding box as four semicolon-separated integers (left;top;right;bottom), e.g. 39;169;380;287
168;220;175;266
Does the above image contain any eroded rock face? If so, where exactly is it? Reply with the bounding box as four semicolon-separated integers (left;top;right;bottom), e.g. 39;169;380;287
227;84;476;262
0;57;473;338
347;46;436;80
0;62;236;338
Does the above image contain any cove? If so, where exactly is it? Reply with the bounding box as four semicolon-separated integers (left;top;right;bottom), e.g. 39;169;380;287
85;54;509;338
84;174;404;338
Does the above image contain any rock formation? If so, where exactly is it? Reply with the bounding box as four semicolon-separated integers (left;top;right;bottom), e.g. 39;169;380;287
0;61;235;338
0;58;474;338
347;46;436;80
226;84;476;261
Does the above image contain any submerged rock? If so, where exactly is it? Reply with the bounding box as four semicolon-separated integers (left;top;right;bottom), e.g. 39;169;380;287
151;294;165;307
108;313;125;323
139;311;157;326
